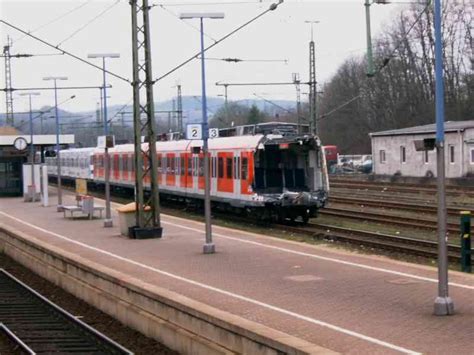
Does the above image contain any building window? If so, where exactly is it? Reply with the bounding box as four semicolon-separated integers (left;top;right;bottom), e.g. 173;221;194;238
400;146;406;163
424;151;429;164
470;149;474;164
380;150;386;164
449;145;455;164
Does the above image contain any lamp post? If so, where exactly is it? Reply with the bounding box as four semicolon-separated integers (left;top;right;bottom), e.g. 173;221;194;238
19;92;40;202
43;76;68;211
88;53;120;228
180;12;224;254
433;0;454;316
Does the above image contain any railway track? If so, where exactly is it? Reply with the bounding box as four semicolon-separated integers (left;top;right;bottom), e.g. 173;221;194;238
328;195;474;216
329;178;474;196
0;269;132;355
282;223;468;263
58;184;471;264
320;207;468;234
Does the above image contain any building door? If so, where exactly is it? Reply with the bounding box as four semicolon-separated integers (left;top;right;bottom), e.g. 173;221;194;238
0;159;23;196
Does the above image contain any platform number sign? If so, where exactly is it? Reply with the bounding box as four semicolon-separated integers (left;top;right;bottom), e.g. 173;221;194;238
209;128;219;139
186;124;203;140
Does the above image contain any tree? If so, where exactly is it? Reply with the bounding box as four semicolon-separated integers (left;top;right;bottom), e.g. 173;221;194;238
318;1;473;154
247;104;265;124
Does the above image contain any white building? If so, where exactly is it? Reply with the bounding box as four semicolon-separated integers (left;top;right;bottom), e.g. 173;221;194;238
370;120;474;178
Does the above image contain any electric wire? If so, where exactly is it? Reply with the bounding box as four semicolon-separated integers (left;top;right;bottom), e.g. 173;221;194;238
374;2;431;74
153;0;284;84
11;1;93;44
0;20;131;84
56;0;121;47
157;5;218;43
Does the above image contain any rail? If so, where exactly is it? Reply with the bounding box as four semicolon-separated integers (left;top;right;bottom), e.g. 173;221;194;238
0;269;133;355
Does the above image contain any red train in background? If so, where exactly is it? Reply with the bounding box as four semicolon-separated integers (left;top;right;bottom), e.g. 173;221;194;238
323;145;338;167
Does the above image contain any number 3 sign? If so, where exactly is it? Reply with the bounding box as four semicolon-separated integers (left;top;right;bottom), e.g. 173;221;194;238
186;124;203;140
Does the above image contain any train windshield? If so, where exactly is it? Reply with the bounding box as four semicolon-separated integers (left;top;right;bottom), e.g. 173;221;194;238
253;140;322;194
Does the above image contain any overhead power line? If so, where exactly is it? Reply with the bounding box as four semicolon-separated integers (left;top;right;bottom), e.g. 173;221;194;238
56;0;121;47
153;0;284;84
0;19;131;84
200;57;288;63
11;0;93;44
156;5;218;43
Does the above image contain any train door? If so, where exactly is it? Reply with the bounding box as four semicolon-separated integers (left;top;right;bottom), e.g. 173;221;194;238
143;154;150;185
198;153;205;190
211;153;217;196
122;153;129;182
180;153;187;189
116;154;120;182
240;151;253;195
157;154;162;185
217;152;233;193
233;152;240;200
166;153;175;187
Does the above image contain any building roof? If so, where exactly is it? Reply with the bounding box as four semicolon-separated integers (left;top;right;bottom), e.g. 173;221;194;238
0;134;75;146
370;120;474;137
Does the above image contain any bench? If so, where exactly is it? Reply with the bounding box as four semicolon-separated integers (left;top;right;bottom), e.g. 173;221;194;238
63;196;105;220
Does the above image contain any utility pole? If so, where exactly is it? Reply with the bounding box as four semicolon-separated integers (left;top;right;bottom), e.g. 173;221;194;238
177;84;183;133
306;21;319;135
130;0;162;238
433;0;454;316
172;98;176;132
3;37;14;126
292;73;302;135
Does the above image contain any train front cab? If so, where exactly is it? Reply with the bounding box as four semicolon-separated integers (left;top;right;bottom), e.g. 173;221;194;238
252;136;328;222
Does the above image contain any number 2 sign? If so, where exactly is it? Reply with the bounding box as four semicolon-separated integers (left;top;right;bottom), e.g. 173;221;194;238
186;124;203;140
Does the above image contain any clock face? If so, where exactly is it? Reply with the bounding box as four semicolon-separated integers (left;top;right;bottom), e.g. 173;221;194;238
13;137;28;151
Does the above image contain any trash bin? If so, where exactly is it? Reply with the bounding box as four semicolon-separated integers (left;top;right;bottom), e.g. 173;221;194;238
116;203;151;237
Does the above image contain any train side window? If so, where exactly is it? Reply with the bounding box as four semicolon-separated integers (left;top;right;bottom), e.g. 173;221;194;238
180;157;185;175
226;158;233;179
123;155;128;172
241;157;248;180
176;157;179;175
187;158;192;176
199;157;204;177
218;157;224;178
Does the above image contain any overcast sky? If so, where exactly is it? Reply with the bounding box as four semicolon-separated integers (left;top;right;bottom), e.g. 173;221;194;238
1;0;411;115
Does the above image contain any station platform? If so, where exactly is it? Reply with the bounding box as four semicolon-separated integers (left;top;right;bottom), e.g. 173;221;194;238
0;190;473;354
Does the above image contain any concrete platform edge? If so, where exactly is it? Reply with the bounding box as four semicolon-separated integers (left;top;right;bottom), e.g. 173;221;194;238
0;224;336;355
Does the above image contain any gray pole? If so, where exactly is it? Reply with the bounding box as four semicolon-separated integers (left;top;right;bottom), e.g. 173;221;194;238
365;0;375;77
224;84;229;123
102;57;113;228
28;94;36;201
433;0;454;316
200;17;214;254
54;80;63;211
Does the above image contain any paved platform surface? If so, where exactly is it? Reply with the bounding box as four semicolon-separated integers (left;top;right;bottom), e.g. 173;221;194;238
0;190;473;354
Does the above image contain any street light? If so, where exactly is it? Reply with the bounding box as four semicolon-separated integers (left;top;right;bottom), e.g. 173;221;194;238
19;92;40;202
43;76;68;212
88;53;120;228
180;12;225;254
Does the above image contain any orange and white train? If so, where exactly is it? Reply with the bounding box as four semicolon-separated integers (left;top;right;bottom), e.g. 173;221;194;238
47;129;329;222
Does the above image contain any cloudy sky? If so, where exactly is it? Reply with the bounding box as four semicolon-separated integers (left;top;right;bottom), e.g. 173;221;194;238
1;0;412;115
